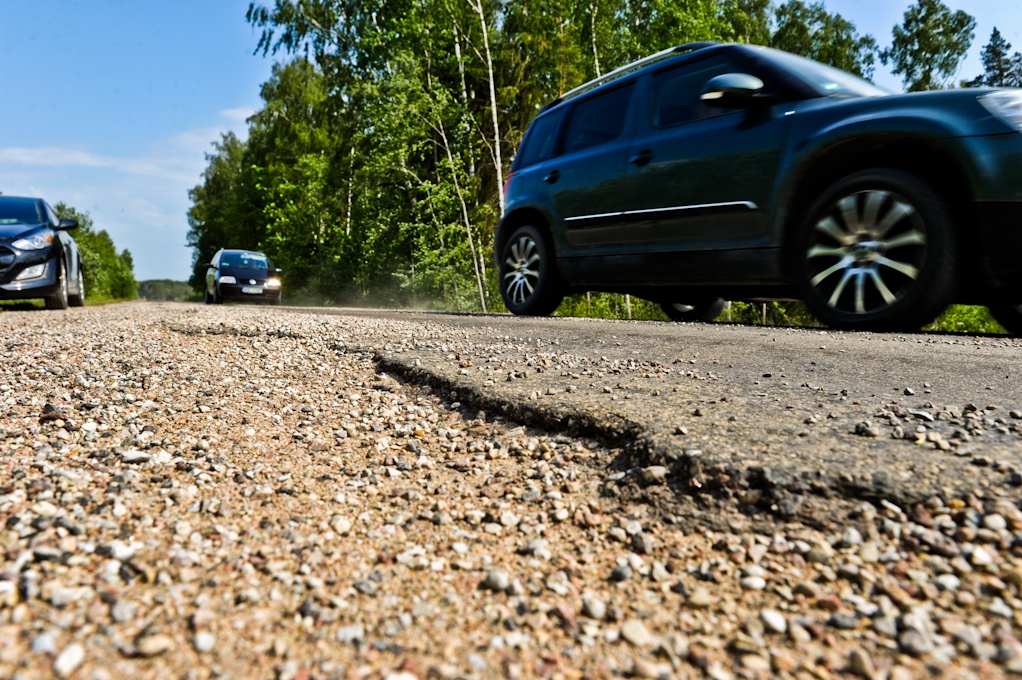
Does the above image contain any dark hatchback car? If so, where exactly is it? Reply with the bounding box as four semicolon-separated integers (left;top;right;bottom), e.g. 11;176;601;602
0;196;84;310
496;42;1022;333
204;249;282;305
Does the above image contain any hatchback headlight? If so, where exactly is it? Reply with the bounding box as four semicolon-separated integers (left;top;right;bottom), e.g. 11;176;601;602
219;275;237;284
265;278;281;288
14;264;46;280
979;91;1022;132
12;231;54;251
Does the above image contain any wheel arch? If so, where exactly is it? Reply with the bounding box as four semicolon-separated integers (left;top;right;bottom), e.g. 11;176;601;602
494;207;555;268
778;133;978;281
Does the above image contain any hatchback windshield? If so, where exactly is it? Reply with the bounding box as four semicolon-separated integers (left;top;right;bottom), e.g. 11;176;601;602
758;47;891;98
221;251;271;269
0;198;43;225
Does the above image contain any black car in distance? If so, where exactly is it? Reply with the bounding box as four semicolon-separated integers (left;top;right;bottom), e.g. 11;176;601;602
204;249;282;305
0;196;84;310
496;42;1022;333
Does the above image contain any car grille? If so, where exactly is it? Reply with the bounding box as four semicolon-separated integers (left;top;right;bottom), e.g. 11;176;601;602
0;247;14;276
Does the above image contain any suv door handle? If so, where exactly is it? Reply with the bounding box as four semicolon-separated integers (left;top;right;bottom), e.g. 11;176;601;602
630;150;654;166
544;170;561;184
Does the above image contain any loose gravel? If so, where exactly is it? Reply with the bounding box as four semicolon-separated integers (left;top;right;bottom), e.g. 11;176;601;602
2;303;1022;679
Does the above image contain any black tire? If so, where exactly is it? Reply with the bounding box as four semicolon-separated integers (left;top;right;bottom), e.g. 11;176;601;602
988;303;1022;336
68;268;85;307
499;224;563;316
204;287;214;305
795;169;957;332
45;260;69;310
660;298;726;322
213;286;224;304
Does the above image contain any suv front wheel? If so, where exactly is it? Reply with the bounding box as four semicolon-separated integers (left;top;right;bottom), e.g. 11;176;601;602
499;225;563;316
795;169;957;332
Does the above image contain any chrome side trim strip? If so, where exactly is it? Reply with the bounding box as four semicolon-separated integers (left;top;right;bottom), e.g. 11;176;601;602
565;200;759;224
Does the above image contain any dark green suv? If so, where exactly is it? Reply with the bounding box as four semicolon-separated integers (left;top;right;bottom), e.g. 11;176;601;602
496;42;1022;333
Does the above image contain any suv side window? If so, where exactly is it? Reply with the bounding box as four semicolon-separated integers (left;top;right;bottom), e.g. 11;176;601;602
563;83;635;155
517;109;564;169
652;55;744;129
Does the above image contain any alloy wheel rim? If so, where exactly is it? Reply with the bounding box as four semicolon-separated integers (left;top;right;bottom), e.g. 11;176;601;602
503;236;540;306
806;190;927;315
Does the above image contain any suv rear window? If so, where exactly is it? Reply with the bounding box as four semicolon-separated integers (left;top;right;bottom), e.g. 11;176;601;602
563;83;635;155
517;110;564;169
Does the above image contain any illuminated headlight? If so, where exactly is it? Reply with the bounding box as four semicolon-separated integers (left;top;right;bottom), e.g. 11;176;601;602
219;275;237;284
11;231;54;251
265;278;281;288
979;91;1022;132
15;264;46;281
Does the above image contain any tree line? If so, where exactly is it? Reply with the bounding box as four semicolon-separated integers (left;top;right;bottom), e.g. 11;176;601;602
186;0;1019;312
54;204;137;302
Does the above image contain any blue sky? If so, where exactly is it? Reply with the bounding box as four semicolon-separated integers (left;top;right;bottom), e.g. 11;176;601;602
0;0;1018;280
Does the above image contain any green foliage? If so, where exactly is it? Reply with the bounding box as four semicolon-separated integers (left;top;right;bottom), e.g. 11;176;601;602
53;203;136;301
137;280;194;301
930;305;1007;334
881;0;975;92
964;28;1022;88
555;293;669;320
770;0;877;78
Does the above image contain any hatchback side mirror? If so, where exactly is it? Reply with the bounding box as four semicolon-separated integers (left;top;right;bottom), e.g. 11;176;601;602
701;73;767;108
56;219;78;231
276;268;283;274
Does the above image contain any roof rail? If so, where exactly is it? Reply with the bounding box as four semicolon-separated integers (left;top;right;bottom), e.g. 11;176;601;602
542;42;719;111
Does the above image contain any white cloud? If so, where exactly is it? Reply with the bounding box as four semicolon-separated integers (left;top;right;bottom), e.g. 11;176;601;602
220;107;255;122
0;120;251;281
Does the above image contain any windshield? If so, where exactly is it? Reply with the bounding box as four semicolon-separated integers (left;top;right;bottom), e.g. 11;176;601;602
221;251;271;269
757;47;891;98
0;198;43;225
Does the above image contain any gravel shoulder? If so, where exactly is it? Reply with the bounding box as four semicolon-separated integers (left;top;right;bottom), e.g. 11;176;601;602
2;302;1022;679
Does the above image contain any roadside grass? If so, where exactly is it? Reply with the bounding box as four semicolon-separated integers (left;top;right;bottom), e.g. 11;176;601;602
552;293;1009;334
0;296;135;310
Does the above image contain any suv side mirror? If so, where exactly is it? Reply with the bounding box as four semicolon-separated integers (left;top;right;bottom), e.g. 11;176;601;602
56;219;78;231
276;268;283;274
701;73;767;108
207;262;216;269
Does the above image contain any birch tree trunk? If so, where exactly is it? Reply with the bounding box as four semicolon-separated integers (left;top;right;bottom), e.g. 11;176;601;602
468;0;504;216
437;116;488;312
453;24;476;178
590;1;602;77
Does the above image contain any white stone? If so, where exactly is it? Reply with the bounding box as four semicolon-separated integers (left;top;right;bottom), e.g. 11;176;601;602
760;609;787;634
54;644;84;678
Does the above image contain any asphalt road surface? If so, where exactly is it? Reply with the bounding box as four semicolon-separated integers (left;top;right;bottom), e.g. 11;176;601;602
312;305;1022;528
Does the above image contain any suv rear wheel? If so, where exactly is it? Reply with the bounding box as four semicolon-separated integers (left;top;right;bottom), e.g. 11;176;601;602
795;169;957;332
499;225;563;316
660;298;725;322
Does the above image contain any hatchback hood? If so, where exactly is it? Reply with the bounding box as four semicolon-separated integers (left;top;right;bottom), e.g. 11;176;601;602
0;223;43;241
